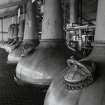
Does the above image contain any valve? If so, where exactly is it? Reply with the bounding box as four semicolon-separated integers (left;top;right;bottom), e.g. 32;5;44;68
64;58;96;90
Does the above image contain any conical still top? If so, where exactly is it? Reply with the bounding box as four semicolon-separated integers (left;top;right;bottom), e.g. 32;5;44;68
7;0;40;62
23;0;38;40
15;0;77;85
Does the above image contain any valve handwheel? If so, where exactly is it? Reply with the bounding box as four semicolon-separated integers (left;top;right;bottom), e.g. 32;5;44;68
64;59;96;90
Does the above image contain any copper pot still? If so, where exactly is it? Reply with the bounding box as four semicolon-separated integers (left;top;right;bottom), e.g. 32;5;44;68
44;0;105;105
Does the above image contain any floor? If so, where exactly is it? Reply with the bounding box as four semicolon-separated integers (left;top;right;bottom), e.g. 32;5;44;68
0;48;46;105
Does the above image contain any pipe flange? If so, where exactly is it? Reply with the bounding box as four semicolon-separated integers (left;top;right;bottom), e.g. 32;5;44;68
64;59;96;90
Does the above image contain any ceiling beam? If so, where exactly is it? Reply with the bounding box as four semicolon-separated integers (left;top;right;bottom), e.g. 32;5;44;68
0;1;22;9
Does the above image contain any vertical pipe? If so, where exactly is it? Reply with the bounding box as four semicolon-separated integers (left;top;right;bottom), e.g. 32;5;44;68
22;3;25;22
79;0;82;24
18;7;25;40
41;0;64;40
1;18;3;41
69;0;78;24
18;19;25;40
